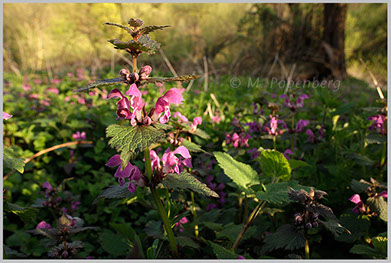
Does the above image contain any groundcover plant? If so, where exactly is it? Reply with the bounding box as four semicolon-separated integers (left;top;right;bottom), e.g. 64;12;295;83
3;12;387;260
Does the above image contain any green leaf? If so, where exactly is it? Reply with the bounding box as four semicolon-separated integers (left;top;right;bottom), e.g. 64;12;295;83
372;236;387;256
5;202;38;224
216;223;256;242
350;179;370;193
365;134;387;144
141;75;201;84
74;77;125;93
346;153;376;166
106;124;166;160
137;35;161;54
259;150;291;181
255;181;311;205
100;230;130;256
288;159;310;170
350;238;387;259
181;139;206;153
105;22;133;35
319;219;351;237
367;196;387;222
208;241;238;259
93;183;135;204
110;223;136;242
160;172;219;197
190;128;210;139
138;25;170;35
177;236;200;249
261;224;305;253
335;213;370;243
108;39;151;53
3;147;25;173
214;152;259;193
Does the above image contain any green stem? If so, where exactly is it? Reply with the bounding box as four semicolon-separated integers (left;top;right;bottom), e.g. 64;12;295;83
232;200;266;251
144;147;178;257
305;238;310;259
151;187;178;258
190;191;199;238
273;136;276;150
243;194;248;224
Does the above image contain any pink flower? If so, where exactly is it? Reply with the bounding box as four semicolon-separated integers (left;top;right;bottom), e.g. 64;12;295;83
67;73;74;78
305;129;315;142
41;100;51;106
47;87;59;94
72;131;86;141
77;98;86;104
349;194;365;214
33;79;42;85
108;88;132;120
65;96;70;102
190;117;202;132
29;94;39;100
193;89;200;94
211;114;221;124
263;116;285;135
174;216;189;232
42;181;53;191
36;221;51;230
172;112;189;123
238;256;246;259
378;191;387;199
368;114;386;135
150;88;184;124
51;78;60;85
226;133;251;148
22;84;32;92
150;146;192;174
3;112;12;120
280;94;309;111
283;149;293;160
106;155;143;192
296;119;310;132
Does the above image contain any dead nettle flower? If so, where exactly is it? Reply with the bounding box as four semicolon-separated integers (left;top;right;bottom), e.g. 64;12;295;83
167;132;184;146
247;148;260;160
244;121;262;133
106;155;145;192
252;102;264;115
295;119;310;133
226;132;251;148
119;65;151;85
280;93;309;111
305;126;326;143
283;149;294;160
150;146;192;175
174;216;189;232
263;115;287;136
367;114;386;135
36;221;52;230
3;112;12;120
172;112;203;132
72;131;86;141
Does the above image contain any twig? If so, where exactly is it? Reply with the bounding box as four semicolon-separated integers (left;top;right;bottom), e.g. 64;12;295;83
159;48;182;88
3;141;93;181
203;56;209;92
359;58;385;99
210;93;220;109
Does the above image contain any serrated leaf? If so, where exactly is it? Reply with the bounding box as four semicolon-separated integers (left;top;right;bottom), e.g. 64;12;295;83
367;197;387;222
319;219;350;236
110;223;136;242
100;230;130;256
288;159;310;170
190;128;210;139
346;153;376;166
259;150;291;181
105;22;133;35
261;224;305;253
214;152;259;193
93;183;135;204
128;18;143;27
160;172;218;197
216;223;256;242
208;241;238;259
3;147;25;173
335;213;370;243
365;134;387;144
74;78;125;93
141;75;201;84
177;236;200;249
5;202;38;224
350;179;370;193
372;236;387;256
350;241;387;259
106;124;166;160
138;25;170;35
181;139;206;153
137;35;160;54
256;181;312;205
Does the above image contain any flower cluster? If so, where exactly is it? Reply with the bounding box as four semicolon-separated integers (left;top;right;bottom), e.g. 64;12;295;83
173;216;189;232
41;182;81;215
226;132;251;148
368;114;386;135
293;211;319;229
106;155;144;192
150;146;192;175
172;112;203;132
305;126;326;143
72;131;86;141
263;116;287;136
280;93;309;111
349;191;387;215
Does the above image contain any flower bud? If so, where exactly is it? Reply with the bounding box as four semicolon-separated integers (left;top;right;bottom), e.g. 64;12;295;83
119;68;130;77
305;222;312;229
293;213;303;225
62;250;69;258
71;248;77;255
312;221;319;228
139;65;152;76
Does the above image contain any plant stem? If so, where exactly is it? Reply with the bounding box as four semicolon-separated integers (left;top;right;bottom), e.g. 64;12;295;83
243;194;248;224
132;56;138;73
151;187;178;258
273;136;276;150
190;191;199;238
305;238;310;259
144;147;153;182
232;200;266;251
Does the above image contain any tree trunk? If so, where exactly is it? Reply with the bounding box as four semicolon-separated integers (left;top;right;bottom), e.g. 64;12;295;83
322;3;348;80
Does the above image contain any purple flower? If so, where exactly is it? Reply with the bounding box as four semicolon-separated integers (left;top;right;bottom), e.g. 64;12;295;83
22;84;32;92
349;194;365;214
190;117;202;132
226;132;251;148
72;131;86;141
150;146;192;174
263;116;285;135
150;88;185;124
36;221;51;229
174;216;189;232
296;119;310;133
3;112;12;120
106;155;143;192
283;149;293;160
305;129;315;142
206;203;218;211
368;114;386;135
245;121;261;133
296;94;309;108
280;94;309;111
107;88;132;120
70;201;80;211
42;181;53;191
247;148;259;160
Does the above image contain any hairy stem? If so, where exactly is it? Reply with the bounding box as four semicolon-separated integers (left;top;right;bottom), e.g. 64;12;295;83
273;136;276;150
232;200;266;251
144;147;153;182
151;187;178;258
133;56;138;73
